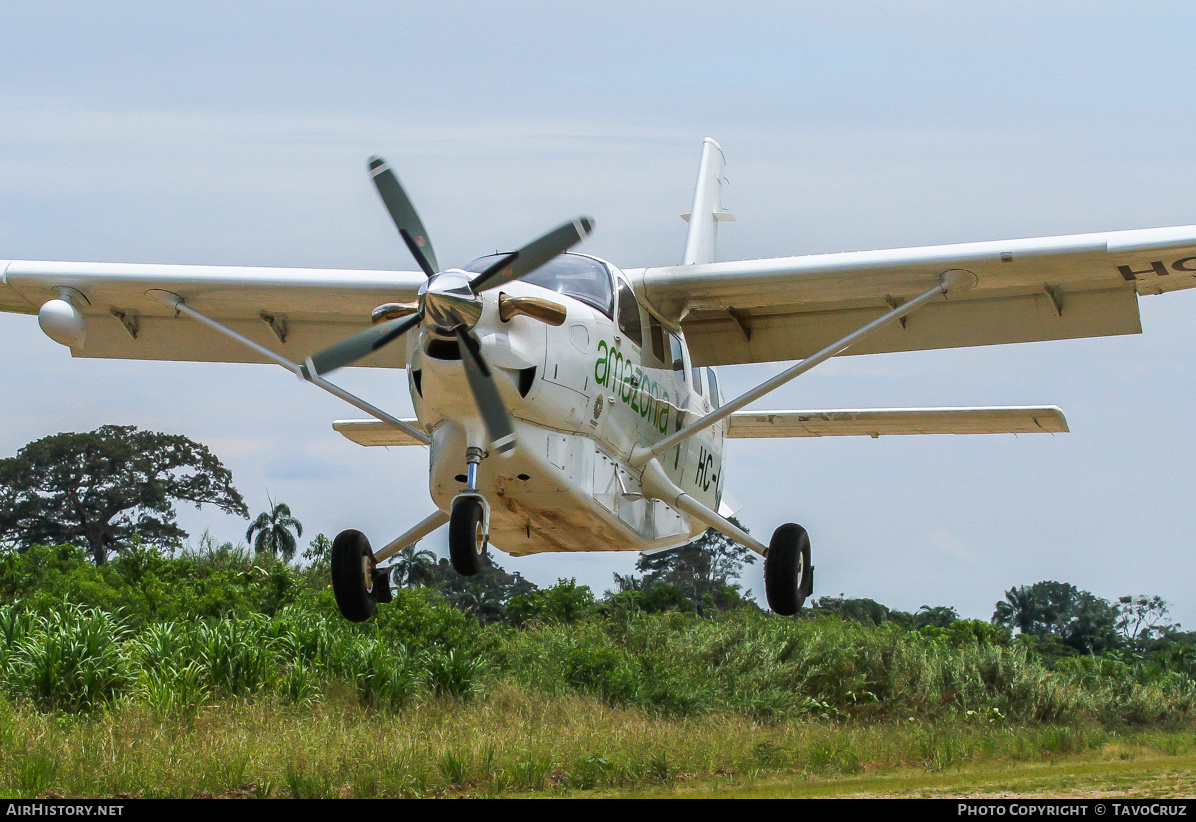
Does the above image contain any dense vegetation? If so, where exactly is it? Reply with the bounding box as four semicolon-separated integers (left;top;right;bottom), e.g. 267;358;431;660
0;536;1193;724
1;427;1194;796
0;537;1193;797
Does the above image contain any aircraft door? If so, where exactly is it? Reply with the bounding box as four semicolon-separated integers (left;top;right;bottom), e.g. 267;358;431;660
598;278;645;455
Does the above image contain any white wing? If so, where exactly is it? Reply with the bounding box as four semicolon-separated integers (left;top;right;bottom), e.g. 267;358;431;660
0;260;425;368
727;406;1068;439
634;224;1196;367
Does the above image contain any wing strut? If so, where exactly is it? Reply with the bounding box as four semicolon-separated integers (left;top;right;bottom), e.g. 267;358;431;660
146;290;430;446
632;270;974;467
373;509;450;563
639;458;768;556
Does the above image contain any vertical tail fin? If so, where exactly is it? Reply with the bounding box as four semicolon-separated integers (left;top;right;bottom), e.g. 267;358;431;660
681;138;735;265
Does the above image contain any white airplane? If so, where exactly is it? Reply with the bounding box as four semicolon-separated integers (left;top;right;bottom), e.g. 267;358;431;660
3;138;1193;621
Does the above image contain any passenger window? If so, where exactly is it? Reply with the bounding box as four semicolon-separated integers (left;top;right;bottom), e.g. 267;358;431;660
707;368;721;409
616;280;643;347
691;366;704;397
668;333;686;375
649;317;667;365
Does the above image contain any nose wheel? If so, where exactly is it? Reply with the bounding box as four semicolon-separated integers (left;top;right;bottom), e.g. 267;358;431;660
764;523;813;616
449;496;488;576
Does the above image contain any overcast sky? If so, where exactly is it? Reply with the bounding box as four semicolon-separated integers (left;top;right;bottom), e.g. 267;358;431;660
3;2;1196;625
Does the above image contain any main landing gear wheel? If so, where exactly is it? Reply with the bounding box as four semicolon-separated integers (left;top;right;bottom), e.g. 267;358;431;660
449;496;487;576
764;523;813;616
331;529;379;622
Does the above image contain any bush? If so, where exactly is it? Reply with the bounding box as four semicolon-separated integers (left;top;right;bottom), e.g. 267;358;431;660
508;579;596;625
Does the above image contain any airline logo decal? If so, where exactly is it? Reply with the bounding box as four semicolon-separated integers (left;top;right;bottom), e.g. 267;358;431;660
594;339;673;434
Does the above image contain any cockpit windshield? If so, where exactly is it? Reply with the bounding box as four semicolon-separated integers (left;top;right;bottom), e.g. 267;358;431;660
463;253;613;317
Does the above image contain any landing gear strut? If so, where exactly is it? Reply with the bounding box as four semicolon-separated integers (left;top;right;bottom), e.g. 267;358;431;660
449;446;488;576
764;523;813;616
330;529;392;622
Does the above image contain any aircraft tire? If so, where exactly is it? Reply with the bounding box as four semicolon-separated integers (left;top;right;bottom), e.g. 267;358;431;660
765;523;812;616
331;529;378;622
449;497;487;576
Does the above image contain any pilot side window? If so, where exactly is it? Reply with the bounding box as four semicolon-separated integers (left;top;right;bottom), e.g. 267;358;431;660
616;279;643;348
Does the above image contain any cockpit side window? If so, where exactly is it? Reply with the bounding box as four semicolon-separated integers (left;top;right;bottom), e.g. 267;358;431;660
463;253;613;318
616;279;643;347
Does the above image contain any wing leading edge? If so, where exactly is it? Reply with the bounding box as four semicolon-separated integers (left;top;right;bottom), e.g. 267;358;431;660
0;260;426;368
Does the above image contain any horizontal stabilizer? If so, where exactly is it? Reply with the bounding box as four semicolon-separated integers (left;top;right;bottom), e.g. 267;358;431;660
333;418;428;447
727;406;1068;438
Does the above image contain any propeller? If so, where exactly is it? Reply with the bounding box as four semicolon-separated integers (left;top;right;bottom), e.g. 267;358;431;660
455;327;517;454
300;310;423;382
301;155;595;455
468;217;595;293
368;156;438;278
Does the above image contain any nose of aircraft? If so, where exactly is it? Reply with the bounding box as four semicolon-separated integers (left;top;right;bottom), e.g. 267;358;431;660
418;269;482;333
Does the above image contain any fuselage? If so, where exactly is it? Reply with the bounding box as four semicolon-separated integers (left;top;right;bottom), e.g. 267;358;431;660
408;253;725;556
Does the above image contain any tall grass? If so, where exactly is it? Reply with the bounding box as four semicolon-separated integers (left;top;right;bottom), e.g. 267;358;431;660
4;606;131;712
1;688;1184;798
0;603;1192;733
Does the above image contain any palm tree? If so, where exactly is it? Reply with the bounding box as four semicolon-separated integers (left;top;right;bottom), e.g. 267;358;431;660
245;497;303;561
458;583;504;623
993;585;1040;635
391;543;438;587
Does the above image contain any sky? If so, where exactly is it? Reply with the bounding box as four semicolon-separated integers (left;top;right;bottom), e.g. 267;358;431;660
2;2;1196;625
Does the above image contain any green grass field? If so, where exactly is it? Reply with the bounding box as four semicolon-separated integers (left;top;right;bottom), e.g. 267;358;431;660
2;689;1194;798
1;544;1194;798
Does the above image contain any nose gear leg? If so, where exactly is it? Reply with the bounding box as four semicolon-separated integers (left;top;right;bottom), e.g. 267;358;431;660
449;446;490;576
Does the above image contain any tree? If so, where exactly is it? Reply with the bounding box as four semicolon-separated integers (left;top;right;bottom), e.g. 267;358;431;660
508;578;596;624
808;596;893;626
302;533;332;570
427;553;537;621
0;425;248;565
914;605;960;629
991;581;1121;654
457;582;505;623
1116;595;1177;648
390;543;438;587
1066;591;1121;654
614;518;757;611
993;585;1040;635
245;498;303;561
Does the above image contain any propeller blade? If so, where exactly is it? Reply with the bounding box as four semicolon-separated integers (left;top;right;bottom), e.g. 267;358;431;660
455;328;517;454
468;217;595;293
368;156;439;278
301;311;424;380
